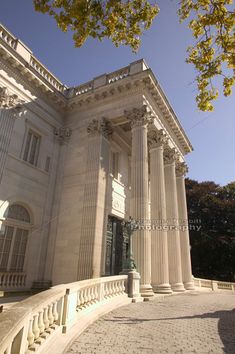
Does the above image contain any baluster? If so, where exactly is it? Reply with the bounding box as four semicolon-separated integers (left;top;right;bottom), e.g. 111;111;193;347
114;281;118;295
121;280;125;293
91;286;95;303
32;313;40;340
52;301;59;323
43;307;50;330
94;285;99;302
117;280;121;294
80;289;85;308
27;318;35;347
108;282;112;297
87;287;91;306
103;283;107;298
84;288;88;307
38;310;45;334
48;304;54;326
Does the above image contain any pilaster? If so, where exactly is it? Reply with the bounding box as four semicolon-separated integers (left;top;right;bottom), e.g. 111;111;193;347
0;86;25;183
77;118;112;280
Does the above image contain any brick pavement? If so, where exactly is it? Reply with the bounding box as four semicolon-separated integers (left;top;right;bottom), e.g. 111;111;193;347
66;291;235;354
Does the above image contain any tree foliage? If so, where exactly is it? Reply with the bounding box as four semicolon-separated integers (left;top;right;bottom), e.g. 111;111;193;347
186;178;235;281
33;0;159;51
33;0;235;111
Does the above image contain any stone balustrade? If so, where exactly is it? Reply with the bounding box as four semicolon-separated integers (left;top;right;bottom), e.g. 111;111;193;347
74;60;147;96
0;26;17;49
0;24;67;94
30;57;66;93
194;277;235;291
0;272;26;289
0;275;136;354
107;66;130;84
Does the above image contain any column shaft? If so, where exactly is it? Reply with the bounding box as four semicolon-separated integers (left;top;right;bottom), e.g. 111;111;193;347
131;123;153;296
164;159;185;291
176;173;194;289
150;144;171;293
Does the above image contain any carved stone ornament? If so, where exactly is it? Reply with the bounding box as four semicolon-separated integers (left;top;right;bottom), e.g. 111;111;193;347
0;86;25;115
163;147;179;165
124;105;154;128
148;129;168;149
176;162;188;177
87;117;113;139
54;127;72;144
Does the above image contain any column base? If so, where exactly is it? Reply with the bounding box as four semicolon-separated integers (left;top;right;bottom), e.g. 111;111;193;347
152;283;172;294
171;282;185;292
183;281;195;290
140;284;154;298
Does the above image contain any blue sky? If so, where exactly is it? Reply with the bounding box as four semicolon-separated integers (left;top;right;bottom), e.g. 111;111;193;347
1;0;234;185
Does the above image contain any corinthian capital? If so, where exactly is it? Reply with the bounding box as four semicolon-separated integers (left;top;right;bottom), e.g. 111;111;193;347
176;162;188;177
148;129;168;149
0;86;25;113
87;117;113;139
163;147;179;165
54;127;72;144
124;105;154;128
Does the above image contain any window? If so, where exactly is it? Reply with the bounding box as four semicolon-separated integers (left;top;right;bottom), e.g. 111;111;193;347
0;204;30;272
111;152;119;179
45;156;51;172
23;130;41;166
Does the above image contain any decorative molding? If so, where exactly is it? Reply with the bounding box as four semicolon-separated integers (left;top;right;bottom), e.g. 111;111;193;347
87;117;113;139
163;147;179;165
124;105;154;128
54;127;72;144
0;86;25;116
176;162;188;177
148;129;168;149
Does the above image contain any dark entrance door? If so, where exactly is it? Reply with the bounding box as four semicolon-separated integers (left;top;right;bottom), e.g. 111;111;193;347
105;216;129;276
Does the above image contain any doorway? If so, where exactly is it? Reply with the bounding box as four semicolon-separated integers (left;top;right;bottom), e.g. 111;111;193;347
105;216;129;276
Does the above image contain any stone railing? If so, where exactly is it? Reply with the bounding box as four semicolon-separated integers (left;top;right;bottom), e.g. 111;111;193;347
0;25;17;50
0;274;139;354
194;277;235;291
0;272;26;289
29;57;66;93
0;24;67;94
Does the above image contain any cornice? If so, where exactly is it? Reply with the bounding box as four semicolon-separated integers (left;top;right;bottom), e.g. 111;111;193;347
0;23;193;156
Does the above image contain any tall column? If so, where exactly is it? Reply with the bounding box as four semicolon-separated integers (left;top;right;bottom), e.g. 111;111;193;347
164;148;185;292
125;106;154;297
176;162;195;290
77;118;112;280
0;86;24;183
149;129;172;293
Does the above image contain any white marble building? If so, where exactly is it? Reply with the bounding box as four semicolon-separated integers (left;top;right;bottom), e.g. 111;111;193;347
0;24;194;296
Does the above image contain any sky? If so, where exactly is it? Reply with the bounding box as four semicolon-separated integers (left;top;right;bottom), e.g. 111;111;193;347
1;0;234;186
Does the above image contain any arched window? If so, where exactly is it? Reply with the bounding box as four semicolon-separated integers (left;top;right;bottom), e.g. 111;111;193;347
0;204;30;272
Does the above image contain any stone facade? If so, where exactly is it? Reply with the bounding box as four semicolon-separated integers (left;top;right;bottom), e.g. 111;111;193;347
0;24;194;294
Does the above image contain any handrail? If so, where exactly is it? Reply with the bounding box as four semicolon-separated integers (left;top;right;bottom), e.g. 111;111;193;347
0;275;133;354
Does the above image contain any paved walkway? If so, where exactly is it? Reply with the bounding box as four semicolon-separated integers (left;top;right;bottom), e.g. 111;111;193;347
66;291;235;354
